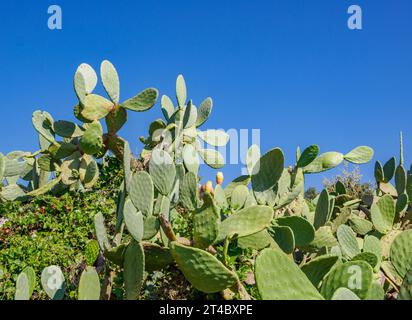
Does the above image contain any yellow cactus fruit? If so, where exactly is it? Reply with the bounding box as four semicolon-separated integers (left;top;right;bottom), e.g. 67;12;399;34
216;171;224;185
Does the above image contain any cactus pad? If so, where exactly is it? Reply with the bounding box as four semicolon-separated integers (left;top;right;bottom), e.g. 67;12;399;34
390;229;412;278
129;171;154;216
149;149;176;195
124;198;144;242
276;216;315;247
124;240;145;300
170;242;237;293
41;265;65;300
321;261;373;300
78;267;100;300
120;88;158;112
301;255;339;288
217;205;273;242
371;194;395;234
255;248;323;300
337;224;360;259
343;146;374;164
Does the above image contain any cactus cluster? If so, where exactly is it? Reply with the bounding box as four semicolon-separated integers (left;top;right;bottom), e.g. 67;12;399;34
5;61;412;300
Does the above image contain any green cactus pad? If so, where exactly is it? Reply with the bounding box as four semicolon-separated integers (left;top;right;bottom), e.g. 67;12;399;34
237;230;276;250
390;229;412;278
124;240;145;300
214;184;229;209
124;198;144;242
396;193;408;214
365;282;385;300
343;146;374;164
85;240;99;266
37;155;56;172
80;94;113;121
41;265;65;300
161;95;175;121
371;194;395;234
337;224;360;259
198;148;225;169
230;185;249;210
246;144;261;176
314;189;331;230
106;105;127;134
74;70;87;104
94;212;111;252
308;226;338;250
170;242;237;293
76;63;97;94
196;97;213;127
54;121;83;139
103;244;127;267
395;164;407;195
175;74;187;107
224;175;251;197
331;287;360;300
80;121;103;155
399;267;412;300
374;161;384;183
304;152;344;174
363;235;382;271
180;172;199;211
321;261;373;300
269;225;295;254
144;243;173;273
183;100;198;128
60;152;81;186
129;171;154;216
101;60;120;104
349;216;373;235
198;130;229;147
216;205;273;242
120;88;158;112
255;248;323;300
276;216;315;247
81;157;99;188
32;111;55;143
301;255;339;288
193;193;220;249
15;272;30;300
143;216;160;240
48;142;77;160
182;144;199;174
383;157;396;183
351;252;379;269
149;149;176;195
296;145;319;168
251;148;284;195
78;267;100;300
22;267;36;297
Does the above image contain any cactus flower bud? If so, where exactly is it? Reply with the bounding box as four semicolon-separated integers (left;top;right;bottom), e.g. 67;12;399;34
216;172;224;185
204;180;214;194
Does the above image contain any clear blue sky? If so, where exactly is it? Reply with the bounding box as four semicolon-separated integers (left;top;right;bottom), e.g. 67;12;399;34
1;0;411;189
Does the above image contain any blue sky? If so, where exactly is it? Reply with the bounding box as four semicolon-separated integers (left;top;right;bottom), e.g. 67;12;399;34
0;0;411;189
